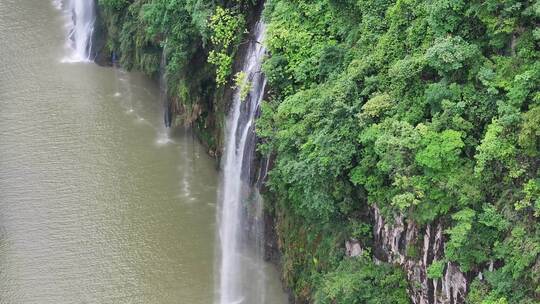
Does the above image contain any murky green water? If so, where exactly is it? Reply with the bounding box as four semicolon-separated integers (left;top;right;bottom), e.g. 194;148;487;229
0;1;219;303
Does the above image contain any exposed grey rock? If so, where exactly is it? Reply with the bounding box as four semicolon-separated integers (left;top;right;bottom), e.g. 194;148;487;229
443;262;467;303
345;239;363;257
372;205;469;304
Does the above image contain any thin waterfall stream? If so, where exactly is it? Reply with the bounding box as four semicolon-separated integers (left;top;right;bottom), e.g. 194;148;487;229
218;21;285;304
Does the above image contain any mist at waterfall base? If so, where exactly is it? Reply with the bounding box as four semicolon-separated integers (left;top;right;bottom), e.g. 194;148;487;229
217;22;287;304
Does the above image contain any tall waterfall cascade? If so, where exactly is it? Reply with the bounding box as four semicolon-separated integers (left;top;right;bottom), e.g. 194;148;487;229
218;21;270;304
58;0;96;62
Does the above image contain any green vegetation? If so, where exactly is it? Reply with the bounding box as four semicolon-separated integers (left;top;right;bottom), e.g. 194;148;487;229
314;255;409;304
258;0;539;302
95;0;539;302
208;6;245;86
233;71;252;100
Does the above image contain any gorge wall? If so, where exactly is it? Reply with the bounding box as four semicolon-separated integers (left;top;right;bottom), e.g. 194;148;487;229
94;0;540;304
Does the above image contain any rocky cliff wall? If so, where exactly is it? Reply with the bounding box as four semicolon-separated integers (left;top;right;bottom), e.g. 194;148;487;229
372;206;468;304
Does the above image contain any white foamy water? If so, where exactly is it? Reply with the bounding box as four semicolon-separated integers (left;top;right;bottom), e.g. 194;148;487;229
59;0;95;62
156;130;175;146
52;0;63;10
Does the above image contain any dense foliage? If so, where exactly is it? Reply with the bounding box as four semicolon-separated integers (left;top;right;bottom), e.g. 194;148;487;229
258;0;539;303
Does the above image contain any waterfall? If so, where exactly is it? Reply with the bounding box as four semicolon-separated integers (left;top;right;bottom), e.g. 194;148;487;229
218;21;268;304
160;45;173;128
63;0;95;62
157;45;174;145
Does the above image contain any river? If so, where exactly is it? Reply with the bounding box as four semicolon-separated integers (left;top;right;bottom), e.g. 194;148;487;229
0;1;219;303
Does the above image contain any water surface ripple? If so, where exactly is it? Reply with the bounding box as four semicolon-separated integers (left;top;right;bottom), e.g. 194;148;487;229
0;1;217;303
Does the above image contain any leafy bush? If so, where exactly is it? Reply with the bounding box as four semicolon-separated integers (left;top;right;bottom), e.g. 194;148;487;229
208;6;245;86
314;256;409;304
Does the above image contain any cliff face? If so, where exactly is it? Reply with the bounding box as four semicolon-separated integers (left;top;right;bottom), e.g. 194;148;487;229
90;21;468;304
90;6;110;67
93;1;540;304
255;0;540;303
372;206;468;304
